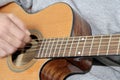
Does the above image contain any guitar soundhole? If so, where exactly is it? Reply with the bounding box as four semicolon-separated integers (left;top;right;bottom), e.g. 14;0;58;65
8;30;42;70
12;35;38;66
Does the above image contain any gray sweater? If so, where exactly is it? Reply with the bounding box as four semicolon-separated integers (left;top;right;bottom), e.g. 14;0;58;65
1;0;120;80
0;0;32;8
1;0;120;35
0;0;14;6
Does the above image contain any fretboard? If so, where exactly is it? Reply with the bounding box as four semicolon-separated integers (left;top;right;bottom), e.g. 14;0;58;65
35;34;120;58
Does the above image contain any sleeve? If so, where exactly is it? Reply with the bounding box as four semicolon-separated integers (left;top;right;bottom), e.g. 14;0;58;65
0;0;33;12
16;0;33;12
0;0;14;7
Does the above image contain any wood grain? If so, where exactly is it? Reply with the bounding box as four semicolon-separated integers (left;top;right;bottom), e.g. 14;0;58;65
0;2;92;80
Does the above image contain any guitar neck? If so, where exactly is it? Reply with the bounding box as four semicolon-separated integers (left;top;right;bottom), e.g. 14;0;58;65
35;34;120;58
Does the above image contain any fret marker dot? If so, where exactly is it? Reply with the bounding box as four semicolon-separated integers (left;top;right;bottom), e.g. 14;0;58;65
78;52;81;55
81;38;85;41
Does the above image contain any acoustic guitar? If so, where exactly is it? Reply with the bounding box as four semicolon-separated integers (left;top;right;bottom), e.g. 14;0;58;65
0;2;119;80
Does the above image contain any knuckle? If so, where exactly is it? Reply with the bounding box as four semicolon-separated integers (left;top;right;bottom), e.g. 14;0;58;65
4;19;11;25
0;30;4;37
20;23;26;28
0;21;12;31
7;13;15;18
0;24;9;33
0;49;7;58
16;41;23;48
6;36;12;43
9;47;17;54
24;36;31;43
19;33;25;40
2;18;11;26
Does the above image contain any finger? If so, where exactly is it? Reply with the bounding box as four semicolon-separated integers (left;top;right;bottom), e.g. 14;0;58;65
0;39;17;55
0;13;31;43
0;48;7;58
7;21;31;43
2;32;25;48
6;13;30;35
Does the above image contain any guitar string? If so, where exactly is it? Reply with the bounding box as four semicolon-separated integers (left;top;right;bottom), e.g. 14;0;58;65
19;34;120;51
30;34;120;42
25;35;120;47
21;43;119;50
69;0;112;79
19;42;119;51
18;41;119;57
21;46;119;52
18;45;120;55
17;36;118;56
31;37;119;44
20;40;120;49
20;48;119;58
16;34;120;55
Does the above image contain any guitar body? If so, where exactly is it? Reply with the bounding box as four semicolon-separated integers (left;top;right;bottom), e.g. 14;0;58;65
0;2;92;80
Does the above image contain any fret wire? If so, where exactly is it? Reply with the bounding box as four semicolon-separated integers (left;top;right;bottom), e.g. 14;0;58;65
32;34;120;44
106;35;112;55
99;35;110;56
33;38;118;45
32;42;118;52
38;45;119;50
34;47;120;58
37;41;43;57
40;39;47;57
53;50;120;58
36;47;119;52
81;36;87;56
37;41;120;52
25;48;119;56
48;38;55;57
52;38;59;57
117;36;120;55
31;34;120;41
98;50;119;53
89;36;94;56
68;37;74;56
75;37;81;56
87;50;118;56
36;34;120;58
37;40;44;57
97;35;103;56
57;38;64;57
44;38;51;57
37;40;120;48
33;36;120;46
63;38;69;57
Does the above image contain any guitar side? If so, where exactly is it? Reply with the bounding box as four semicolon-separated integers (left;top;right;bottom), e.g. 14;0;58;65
0;2;92;80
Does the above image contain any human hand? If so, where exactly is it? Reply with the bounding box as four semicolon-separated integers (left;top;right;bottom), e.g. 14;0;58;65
0;13;31;58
